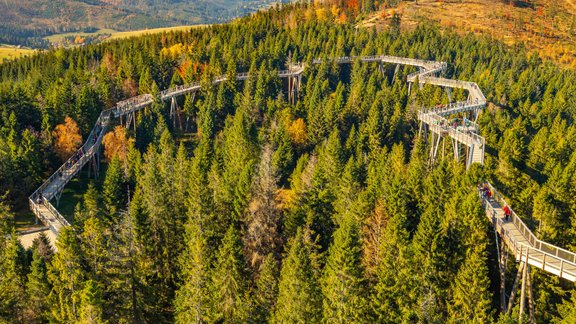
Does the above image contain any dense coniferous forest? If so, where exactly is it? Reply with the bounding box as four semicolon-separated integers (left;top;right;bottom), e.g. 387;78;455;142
1;2;576;323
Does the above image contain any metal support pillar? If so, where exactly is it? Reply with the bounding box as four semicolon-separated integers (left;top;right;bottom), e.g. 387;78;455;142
408;82;412;96
56;189;63;208
378;62;385;78
445;87;452;102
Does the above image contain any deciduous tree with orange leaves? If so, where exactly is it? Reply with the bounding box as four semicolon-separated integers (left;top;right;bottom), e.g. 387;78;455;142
102;126;130;163
53;116;83;162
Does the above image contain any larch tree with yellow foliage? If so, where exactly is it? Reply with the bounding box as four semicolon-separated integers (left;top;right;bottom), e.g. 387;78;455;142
102;126;130;163
53;116;83;162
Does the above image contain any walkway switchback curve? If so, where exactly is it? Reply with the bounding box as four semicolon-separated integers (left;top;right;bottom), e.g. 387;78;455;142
24;55;576;287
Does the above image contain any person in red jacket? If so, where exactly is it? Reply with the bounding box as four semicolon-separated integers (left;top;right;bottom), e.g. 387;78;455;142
503;205;511;222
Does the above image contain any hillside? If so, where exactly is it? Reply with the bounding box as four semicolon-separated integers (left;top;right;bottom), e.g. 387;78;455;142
0;0;285;47
362;0;576;68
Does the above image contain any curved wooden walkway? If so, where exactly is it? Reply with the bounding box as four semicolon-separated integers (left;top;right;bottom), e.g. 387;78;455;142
482;182;576;282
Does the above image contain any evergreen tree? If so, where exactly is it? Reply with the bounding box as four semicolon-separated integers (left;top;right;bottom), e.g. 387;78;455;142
252;253;278;323
210;226;248;322
25;248;50;323
321;214;367;322
102;156;125;218
0;232;24;320
274;228;321;323
448;247;492;323
78;280;105;324
48;227;85;323
174;215;212;323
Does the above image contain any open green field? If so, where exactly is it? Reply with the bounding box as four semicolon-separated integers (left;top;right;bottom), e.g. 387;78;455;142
45;25;207;46
44;28;118;44
108;25;206;40
0;45;36;61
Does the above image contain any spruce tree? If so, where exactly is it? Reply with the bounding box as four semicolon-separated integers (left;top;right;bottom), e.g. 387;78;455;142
25;248;50;322
321;214;367;322
48;227;85;323
253;253;278;323
448;247;492;323
210;226;248;322
102;156;125;218
0;232;25;320
274;228;321;323
175;216;212;323
77;280;104;324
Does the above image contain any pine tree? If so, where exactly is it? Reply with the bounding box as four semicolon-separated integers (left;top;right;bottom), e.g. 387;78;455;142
102;156;125;218
253;253;278;323
0;232;25;321
25;248;50;323
80;217;108;280
554;291;576;323
321;214;367;322
175;216;212;323
77;280;104;324
210;226;249;322
273;228;321;323
48;227;85;323
448;247;492;323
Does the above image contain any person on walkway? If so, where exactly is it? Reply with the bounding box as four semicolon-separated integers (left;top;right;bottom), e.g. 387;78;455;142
503;205;511;222
480;183;489;199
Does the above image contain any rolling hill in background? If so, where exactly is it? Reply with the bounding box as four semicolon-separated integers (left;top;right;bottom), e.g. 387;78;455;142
0;0;287;47
362;0;576;68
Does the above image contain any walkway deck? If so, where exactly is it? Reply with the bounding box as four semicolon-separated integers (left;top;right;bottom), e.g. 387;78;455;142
482;182;576;282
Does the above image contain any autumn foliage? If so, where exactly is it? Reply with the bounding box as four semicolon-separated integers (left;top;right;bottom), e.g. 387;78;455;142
288;118;307;147
53;116;83;162
102;126;129;162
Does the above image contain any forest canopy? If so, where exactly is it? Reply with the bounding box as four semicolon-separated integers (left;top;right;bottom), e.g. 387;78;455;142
1;2;576;323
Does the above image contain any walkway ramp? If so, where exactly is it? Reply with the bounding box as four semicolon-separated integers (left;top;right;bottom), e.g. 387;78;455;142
482;182;576;282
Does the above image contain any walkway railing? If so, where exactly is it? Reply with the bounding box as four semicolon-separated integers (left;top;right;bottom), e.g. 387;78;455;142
481;181;576;281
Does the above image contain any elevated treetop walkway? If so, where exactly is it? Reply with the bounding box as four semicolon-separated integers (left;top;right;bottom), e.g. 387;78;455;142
25;55;576;287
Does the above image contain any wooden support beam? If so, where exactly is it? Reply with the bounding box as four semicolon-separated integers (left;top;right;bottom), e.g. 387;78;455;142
519;258;528;323
507;262;525;314
527;266;535;324
445;87;452;102
432;131;441;161
392;63;400;83
500;243;508;313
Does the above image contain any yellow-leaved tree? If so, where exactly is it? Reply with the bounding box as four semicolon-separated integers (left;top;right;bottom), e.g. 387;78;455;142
53;116;83;162
288;118;307;147
102;126;130;163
